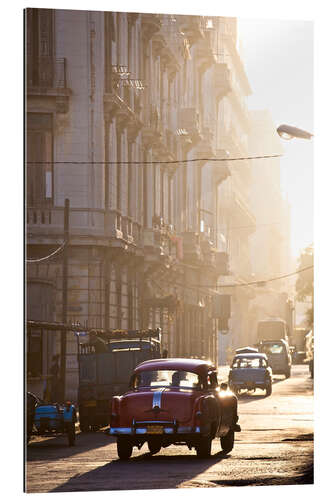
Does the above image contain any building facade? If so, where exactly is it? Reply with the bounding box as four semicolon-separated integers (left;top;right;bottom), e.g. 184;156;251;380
25;9;290;399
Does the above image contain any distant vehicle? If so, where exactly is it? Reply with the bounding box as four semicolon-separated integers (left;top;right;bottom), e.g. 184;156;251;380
304;330;314;378
228;352;272;396
235;347;258;355
27;397;77;446
257;318;289;343
108;358;241;459
258;339;292;378
77;328;162;431
291;327;309;363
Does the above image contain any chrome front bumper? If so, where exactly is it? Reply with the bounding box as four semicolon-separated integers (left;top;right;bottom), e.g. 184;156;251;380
109;420;201;436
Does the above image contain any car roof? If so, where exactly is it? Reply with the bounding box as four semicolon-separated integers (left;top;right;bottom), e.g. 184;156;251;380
134;358;216;374
233;353;268;360
260;339;287;345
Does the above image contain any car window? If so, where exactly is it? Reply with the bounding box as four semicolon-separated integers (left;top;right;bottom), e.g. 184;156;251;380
133;370;201;389
263;344;284;354
233;357;262;368
207;371;218;389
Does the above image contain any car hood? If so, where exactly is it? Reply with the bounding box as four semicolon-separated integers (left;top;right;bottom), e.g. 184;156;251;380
118;388;200;424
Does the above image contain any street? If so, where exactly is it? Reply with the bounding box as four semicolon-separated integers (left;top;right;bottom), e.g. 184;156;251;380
25;364;313;492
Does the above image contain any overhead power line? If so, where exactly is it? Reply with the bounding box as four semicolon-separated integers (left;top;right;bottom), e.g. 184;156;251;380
25;153;282;166
199;265;314;288
26;240;67;263
153;265;313;293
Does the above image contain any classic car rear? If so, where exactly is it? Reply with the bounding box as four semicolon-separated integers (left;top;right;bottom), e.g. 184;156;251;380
228;352;272;396
258;339;291;378
108;358;240;459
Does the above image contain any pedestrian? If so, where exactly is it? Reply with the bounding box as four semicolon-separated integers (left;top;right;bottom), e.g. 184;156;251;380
63;401;77;446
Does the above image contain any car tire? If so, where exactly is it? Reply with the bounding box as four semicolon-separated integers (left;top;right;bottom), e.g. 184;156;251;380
265;380;272;397
196;436;212;458
148;440;162;455
285;367;291;379
220;428;235;454
309;360;314;379
117;438;133;460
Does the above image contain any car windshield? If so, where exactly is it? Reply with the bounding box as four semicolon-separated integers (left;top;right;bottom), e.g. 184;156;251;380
262;343;284;354
232;357;266;368
133;369;201;389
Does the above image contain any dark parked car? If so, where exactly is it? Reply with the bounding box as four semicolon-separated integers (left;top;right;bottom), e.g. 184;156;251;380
108;358;241;459
258;339;292;378
228;352;272;396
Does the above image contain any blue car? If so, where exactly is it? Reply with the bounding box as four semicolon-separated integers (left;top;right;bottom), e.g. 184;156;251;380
228;352;272;397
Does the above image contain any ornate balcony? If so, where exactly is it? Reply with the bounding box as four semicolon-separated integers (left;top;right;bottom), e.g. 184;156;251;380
142;103;163;148
104;91;143;137
179;108;202;148
196;126;215;161
180;16;205;46
215;251;230;276
196;32;217;73
26;57;71;113
181;231;202;263
141;14;162;42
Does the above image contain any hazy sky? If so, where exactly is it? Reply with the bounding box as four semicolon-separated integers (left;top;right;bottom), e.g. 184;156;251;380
238;18;314;259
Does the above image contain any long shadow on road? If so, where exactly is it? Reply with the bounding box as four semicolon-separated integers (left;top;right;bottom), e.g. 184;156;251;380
51;450;232;493
26;430;114;462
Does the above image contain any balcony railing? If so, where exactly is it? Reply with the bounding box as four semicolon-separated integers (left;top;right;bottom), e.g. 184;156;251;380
27;206;142;247
27;57;68;89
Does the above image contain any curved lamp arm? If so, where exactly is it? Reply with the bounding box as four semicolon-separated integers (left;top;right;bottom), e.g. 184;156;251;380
277;124;313;140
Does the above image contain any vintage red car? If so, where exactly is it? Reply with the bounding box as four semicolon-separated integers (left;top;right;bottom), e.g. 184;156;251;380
108;358;241;459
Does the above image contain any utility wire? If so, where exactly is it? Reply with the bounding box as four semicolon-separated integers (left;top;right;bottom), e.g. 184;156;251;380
154;265;313;293
26;240;67;263
226;221;284;231
197;265;314;288
25;153;282;166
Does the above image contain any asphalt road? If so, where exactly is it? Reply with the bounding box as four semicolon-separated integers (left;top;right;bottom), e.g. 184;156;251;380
25;364;313;493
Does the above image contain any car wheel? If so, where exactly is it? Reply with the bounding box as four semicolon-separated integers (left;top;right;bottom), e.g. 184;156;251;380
309;360;314;378
148;440;162;455
117;438;133;460
285;367;291;379
220;428;234;454
265;380;272;397
196;436;212;458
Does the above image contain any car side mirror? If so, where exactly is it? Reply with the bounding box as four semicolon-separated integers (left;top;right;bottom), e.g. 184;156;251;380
220;382;228;391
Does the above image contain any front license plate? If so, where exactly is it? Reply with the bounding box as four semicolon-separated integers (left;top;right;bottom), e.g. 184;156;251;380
147;425;163;434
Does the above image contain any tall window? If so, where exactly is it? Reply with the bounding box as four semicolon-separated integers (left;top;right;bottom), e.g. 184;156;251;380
26;8;54;87
27;113;53;207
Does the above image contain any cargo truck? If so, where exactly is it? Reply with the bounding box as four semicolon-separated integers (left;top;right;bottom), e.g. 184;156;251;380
77;328;161;431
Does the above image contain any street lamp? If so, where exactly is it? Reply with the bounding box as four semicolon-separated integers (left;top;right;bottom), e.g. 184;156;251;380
277;124;313;140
